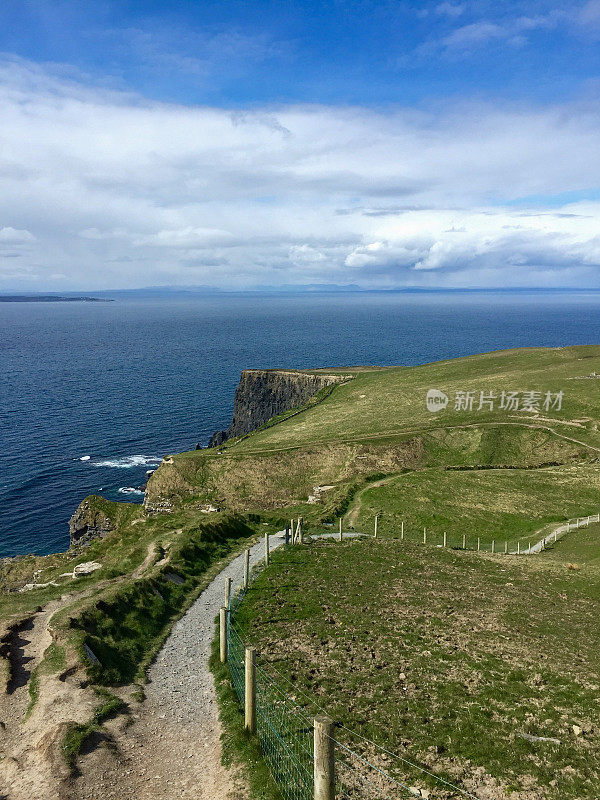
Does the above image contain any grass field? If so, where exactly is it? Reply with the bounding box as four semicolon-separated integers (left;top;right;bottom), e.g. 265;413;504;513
227;346;600;454
147;347;600;524
231;529;600;800
349;463;600;549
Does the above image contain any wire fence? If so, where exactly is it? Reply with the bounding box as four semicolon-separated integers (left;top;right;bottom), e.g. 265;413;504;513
379;511;600;555
225;564;483;800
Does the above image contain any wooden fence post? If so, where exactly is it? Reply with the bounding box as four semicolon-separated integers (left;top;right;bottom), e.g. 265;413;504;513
401;520;404;540
285;524;290;546
443;531;447;548
374;516;378;539
265;532;270;566
477;537;480;551
291;518;295;543
299;518;304;544
528;541;531;553
423;527;427;545
244;549;250;590
220;606;228;663
517;541;521;555
491;540;495;554
314;715;335;800
462;534;466;550
245;646;256;733
504;541;508;555
339;518;343;541
225;576;232;608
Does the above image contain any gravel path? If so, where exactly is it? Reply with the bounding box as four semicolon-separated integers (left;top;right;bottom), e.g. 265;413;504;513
71;531;364;800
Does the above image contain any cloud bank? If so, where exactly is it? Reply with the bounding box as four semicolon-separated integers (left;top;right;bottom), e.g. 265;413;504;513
1;56;600;290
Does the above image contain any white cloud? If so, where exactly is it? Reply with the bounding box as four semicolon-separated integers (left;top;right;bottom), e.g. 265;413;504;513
2;56;600;289
0;226;34;242
438;13;560;51
435;3;466;18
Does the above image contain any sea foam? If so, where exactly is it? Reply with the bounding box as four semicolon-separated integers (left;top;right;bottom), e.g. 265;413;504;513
93;455;162;469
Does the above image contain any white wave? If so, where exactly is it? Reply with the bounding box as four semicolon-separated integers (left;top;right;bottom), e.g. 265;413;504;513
79;455;91;461
118;487;145;495
93;455;162;469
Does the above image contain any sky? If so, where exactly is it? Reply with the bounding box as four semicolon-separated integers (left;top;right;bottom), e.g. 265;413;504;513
1;1;600;290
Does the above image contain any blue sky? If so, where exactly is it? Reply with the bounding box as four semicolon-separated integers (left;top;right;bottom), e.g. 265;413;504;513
1;1;600;289
2;0;599;107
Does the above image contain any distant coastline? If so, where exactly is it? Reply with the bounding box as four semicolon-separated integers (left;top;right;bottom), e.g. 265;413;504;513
0;295;113;303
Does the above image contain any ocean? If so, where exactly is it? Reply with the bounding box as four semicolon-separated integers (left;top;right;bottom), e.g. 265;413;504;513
1;290;599;558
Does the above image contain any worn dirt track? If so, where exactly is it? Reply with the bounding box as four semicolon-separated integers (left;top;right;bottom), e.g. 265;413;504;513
68;535;289;800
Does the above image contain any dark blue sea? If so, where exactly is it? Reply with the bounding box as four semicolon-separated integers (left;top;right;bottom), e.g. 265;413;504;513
1;290;600;558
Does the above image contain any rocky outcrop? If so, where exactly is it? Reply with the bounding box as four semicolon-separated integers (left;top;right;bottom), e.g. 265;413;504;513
209;369;351;446
68;497;115;547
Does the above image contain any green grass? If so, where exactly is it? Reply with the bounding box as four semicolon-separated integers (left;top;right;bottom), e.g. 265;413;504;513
230;535;600;800
209;624;282;800
228;346;600;453
148;347;600;519
71;515;257;685
25;643;67;720
546;520;600;566
350;463;600;548
61;688;126;768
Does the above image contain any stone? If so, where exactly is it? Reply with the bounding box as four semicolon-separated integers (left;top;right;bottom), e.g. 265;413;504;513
73;561;102;576
69;497;115;546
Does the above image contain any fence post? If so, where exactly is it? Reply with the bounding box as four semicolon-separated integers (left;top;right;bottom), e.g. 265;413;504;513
491;540;495;554
244;548;250;590
528;541;531;553
245;646;256;733
339;518;343;541
401;520;404;540
517;541;521;555
285;524;290;546
265;532;270;566
225;576;232;608
374;515;378;539
504;541;508;555
443;531;447;548
220;606;228;663
462;534;466;550
299;518;304;544
423;527;427;545
291;518;295;543
314;715;335;800
477;537;480;551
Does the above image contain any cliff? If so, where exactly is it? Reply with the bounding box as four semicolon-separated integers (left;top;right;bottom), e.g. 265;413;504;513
208;369;350;446
69;496;116;546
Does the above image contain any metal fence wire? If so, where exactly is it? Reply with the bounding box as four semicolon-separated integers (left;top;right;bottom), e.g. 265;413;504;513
227;595;314;800
225;560;483;800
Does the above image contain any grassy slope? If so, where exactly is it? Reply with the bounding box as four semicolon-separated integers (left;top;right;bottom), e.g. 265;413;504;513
147;346;600;544
352;463;600;548
232;529;600;800
228;346;600;453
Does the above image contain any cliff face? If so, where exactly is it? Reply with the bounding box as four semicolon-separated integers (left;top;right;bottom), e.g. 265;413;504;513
69;497;115;546
209;369;348;446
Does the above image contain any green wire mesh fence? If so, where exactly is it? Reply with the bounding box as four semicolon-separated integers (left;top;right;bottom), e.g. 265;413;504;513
226;574;482;800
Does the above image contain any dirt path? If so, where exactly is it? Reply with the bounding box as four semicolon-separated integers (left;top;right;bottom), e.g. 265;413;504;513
345;474;403;528
0;540;161;800
68;535;288;800
69;532;367;800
